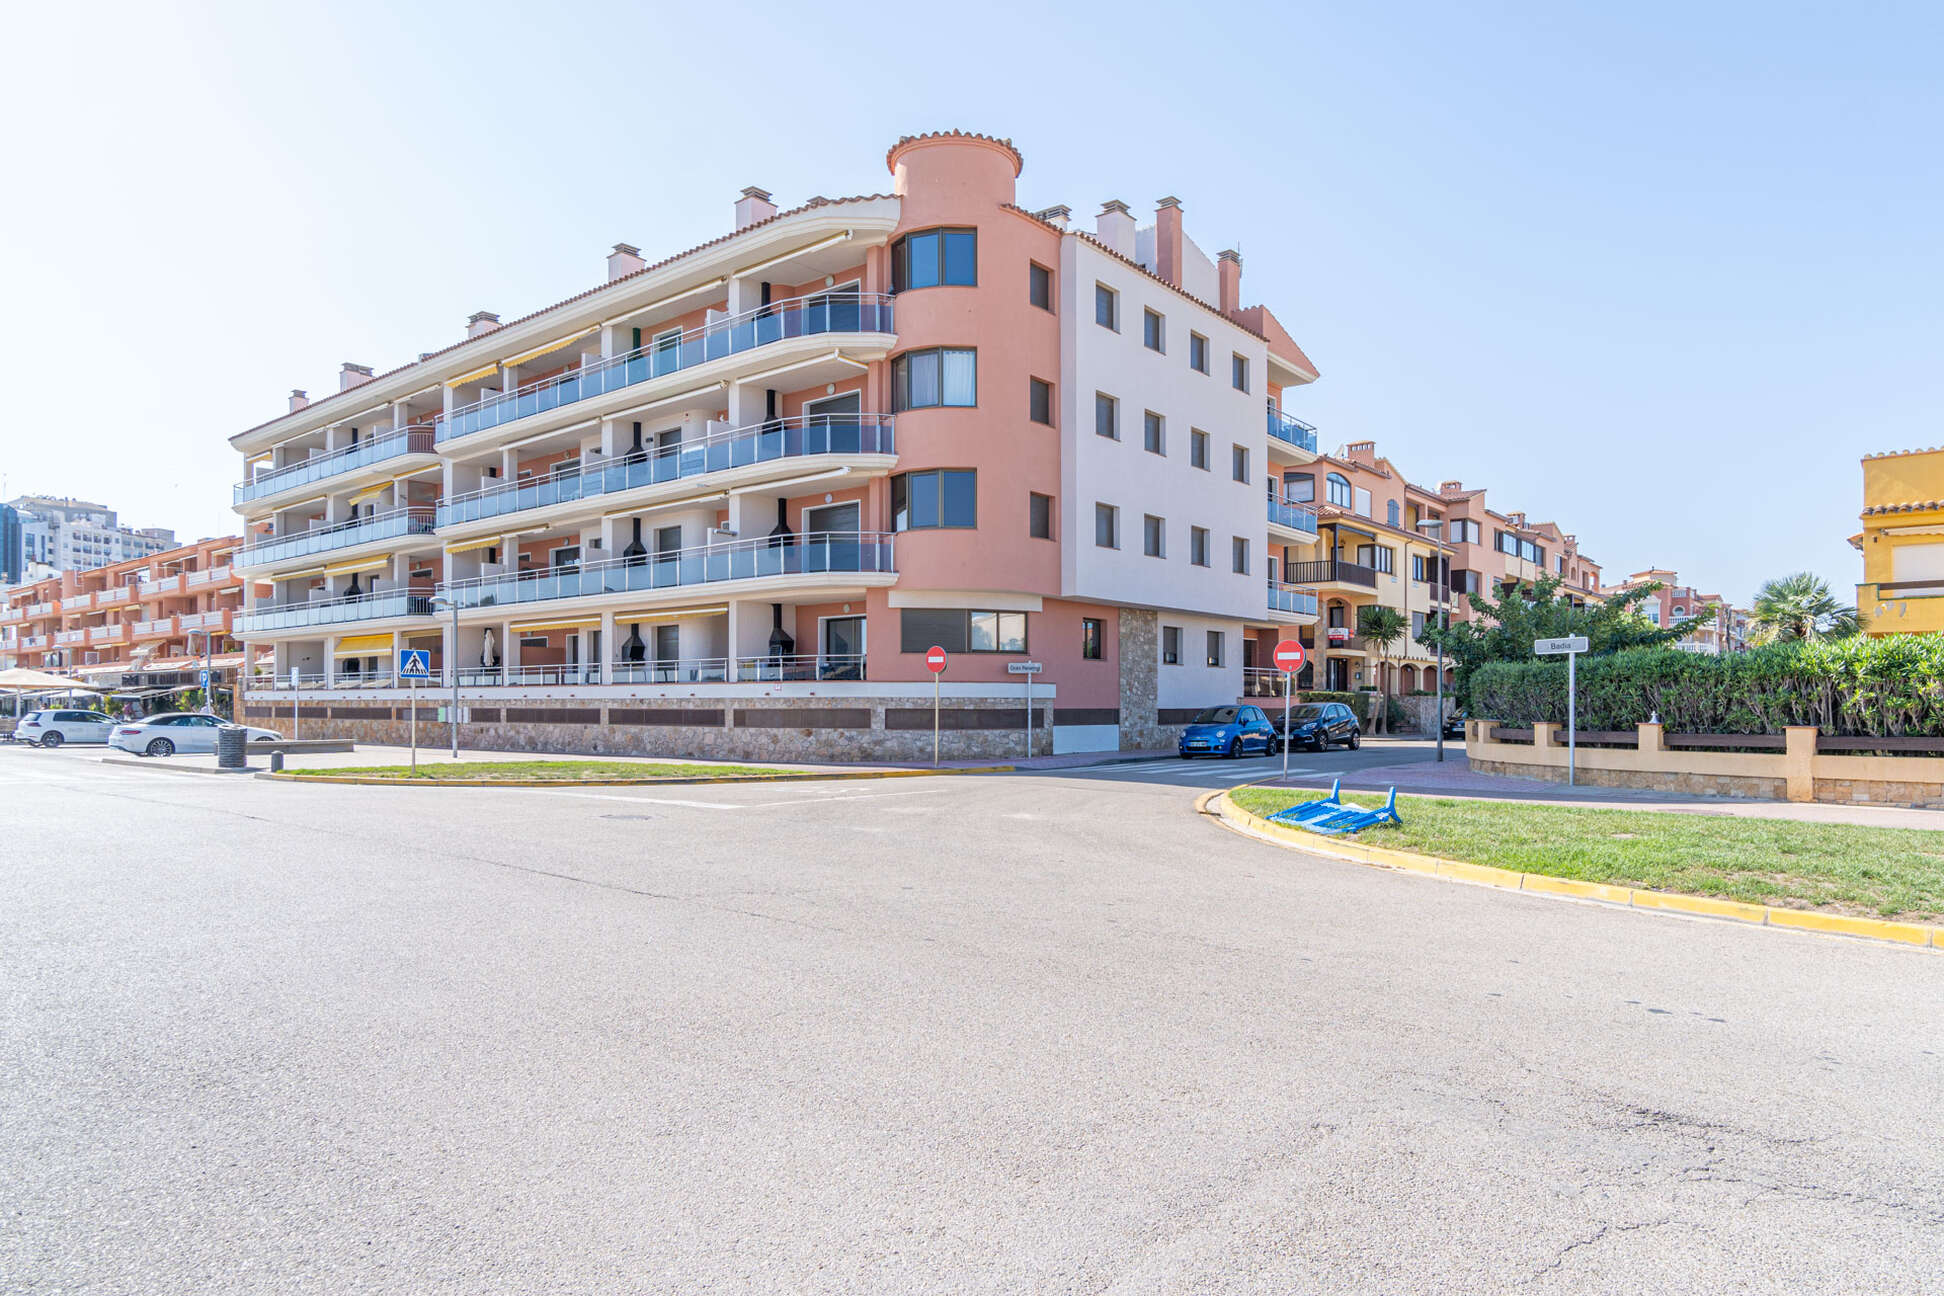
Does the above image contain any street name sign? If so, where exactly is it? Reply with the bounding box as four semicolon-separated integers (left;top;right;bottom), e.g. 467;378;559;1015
1534;636;1589;656
1007;661;1043;674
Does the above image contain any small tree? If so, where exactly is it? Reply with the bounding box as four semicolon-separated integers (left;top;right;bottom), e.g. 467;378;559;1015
1356;605;1408;735
1750;572;1861;643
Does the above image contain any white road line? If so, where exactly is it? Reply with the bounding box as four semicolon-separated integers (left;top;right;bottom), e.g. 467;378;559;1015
521;786;943;812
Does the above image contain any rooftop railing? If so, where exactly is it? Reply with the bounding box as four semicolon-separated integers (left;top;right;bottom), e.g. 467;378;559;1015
438;414;896;529
238;507;436;568
436;292;894;445
237;590;433;634
1266;405;1318;454
234;426;436;505
438;531;894;612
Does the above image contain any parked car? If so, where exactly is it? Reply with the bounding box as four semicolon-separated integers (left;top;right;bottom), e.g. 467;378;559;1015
1443;707;1467;740
1178;705;1281;759
1267;701;1362;753
108;713;283;757
15;709;120;748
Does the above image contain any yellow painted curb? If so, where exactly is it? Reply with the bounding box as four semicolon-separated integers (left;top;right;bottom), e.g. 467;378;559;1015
266;764;1014;788
1208;790;1943;952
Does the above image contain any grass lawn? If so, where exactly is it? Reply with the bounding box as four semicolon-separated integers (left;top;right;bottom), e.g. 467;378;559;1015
286;759;794;783
1228;787;1944;921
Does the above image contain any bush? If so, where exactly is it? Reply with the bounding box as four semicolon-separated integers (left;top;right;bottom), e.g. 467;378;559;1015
1300;690;1373;723
1468;636;1944;736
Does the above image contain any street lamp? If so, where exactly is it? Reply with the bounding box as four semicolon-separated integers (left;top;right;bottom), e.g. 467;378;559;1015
1415;518;1453;762
430;593;461;759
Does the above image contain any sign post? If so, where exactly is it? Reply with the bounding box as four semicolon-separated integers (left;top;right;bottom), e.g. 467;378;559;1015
925;645;948;766
1272;639;1307;782
1008;660;1043;761
1533;636;1589;787
398;649;433;775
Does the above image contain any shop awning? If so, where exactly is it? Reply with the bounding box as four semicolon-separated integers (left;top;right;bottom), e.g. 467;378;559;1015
332;634;394;656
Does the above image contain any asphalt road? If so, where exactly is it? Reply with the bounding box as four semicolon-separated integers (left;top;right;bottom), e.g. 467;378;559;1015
2;742;1940;1294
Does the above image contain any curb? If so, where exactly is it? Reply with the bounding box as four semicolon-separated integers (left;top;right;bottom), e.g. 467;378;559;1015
99;756;254;776
260;764;1015;788
1198;789;1944;951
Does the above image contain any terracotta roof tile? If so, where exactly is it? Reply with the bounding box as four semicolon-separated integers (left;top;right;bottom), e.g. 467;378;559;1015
887;130;1023;175
1863;499;1944;515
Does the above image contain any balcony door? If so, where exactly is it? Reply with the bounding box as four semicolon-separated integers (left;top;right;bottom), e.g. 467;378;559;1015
803;502;860;574
820;615;863;679
804;392;862;453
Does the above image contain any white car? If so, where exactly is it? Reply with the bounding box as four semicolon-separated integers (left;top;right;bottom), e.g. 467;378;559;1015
15;709;121;748
109;712;283;757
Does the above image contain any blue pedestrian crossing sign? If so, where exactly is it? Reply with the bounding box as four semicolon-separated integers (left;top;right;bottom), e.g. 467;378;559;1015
198;668;210;688
398;649;433;681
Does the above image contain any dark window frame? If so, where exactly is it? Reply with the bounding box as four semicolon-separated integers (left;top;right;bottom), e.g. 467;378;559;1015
1029;492;1053;540
890;468;979;531
1028;261;1053;311
1029;377;1053;426
1095;392;1119;440
1144;410;1165;456
1142;308;1164;352
1143;513;1165;558
1188;332;1209;374
899;607;1028;654
891;227;978;292
1081;617;1104;661
892;347;978;411
1094;282;1119;331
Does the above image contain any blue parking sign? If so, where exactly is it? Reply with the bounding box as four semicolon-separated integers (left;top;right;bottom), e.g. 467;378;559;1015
198;669;210;687
398;649;432;681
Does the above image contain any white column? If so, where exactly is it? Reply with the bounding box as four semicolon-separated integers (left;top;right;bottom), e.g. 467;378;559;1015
599;611;616;685
321;635;337;685
502;621;520;675
724;602;739;682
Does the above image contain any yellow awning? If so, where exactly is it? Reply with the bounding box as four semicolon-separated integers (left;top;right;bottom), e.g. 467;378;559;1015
276;565;328;581
509;616;602;633
607;603;728;624
443;526;545;555
347;483;388;505
500;326;599;370
321;555;392;577
446;361;502;388
332;634;393;656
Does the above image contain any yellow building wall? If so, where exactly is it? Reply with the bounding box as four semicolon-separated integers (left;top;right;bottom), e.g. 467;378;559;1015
1858;449;1944;635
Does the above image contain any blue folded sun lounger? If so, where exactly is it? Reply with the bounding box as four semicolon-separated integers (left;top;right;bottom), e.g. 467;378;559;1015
1267;778;1343;825
1272;784;1401;836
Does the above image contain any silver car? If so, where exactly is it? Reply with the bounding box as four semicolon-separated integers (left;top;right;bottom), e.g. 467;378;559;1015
16;709;121;748
108;713;283;757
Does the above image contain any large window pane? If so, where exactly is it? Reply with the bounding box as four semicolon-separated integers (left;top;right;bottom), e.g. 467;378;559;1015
997;612;1026;652
901;608;966;654
908;350;940;409
941;470;977;527
910;470;940;528
890;475;909;531
942;230;976;284
941;349;976;406
907;231;940;289
969;611;998;652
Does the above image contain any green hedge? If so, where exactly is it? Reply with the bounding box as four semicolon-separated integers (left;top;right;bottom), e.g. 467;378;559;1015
1469;637;1944;737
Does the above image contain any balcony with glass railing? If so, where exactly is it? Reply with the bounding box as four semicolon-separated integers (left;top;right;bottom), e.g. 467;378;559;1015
436;293;895;445
54;629;86;646
237;507;437;569
237;590;434;635
1266;405;1318;454
60;594;93;611
131;617;175;639
1266;583;1320;617
439;531;895;613
1266;491;1318;534
234;426;437;506
97;587;134;607
438;415;896;529
140;574;181;595
87;624;127;645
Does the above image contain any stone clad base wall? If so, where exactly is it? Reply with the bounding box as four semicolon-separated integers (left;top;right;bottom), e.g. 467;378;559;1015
243;695;1058;763
1467;756;1788;802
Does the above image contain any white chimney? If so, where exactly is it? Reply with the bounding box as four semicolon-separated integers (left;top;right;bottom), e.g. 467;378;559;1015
288;389;309;413
338;362;374;392
735;186;778;230
1034;204;1071;230
1096;200;1135;258
467;311;501;339
607;242;644;282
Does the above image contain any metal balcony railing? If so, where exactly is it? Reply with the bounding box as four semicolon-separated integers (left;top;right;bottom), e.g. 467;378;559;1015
732;653;866;682
1266;405;1318;453
239;507;437;568
1286;559;1379;589
438;415;896;528
1267;583;1320;617
234;427;436;505
438;531;895;612
436;292;895;444
237;590;433;634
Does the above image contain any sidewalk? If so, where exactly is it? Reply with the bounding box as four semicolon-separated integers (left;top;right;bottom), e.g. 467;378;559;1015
1263;756;1944;831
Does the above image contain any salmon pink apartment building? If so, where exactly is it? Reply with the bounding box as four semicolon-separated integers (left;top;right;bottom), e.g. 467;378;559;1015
227;131;1328;758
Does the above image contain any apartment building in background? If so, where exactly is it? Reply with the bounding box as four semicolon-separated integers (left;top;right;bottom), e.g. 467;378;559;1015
225;131;1326;758
1856;446;1944;636
1609;569;1747;653
0;536;260;693
1431;477;1603;614
3;496;176;576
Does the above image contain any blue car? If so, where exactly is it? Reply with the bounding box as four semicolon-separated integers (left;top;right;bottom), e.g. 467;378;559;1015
1178;705;1279;759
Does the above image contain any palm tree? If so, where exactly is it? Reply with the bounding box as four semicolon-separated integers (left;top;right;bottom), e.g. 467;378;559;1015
1356;605;1408;734
1749;572;1861;643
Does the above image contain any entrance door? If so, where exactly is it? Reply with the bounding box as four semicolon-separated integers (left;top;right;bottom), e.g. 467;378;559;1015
821;615;864;680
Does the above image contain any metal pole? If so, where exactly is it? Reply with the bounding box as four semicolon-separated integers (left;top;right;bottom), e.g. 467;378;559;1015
933;672;940;768
1567;649;1577;788
1023;672;1031;762
409;676;418;775
448;598;460;759
1282;666;1291;782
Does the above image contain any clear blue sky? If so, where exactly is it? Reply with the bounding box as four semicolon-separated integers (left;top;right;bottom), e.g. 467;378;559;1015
3;0;1936;605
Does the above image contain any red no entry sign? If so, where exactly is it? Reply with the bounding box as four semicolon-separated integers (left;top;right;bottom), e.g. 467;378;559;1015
1273;639;1306;673
925;645;949;674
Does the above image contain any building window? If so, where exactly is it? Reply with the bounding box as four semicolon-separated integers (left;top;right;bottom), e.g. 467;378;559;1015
1028;262;1053;311
1232;444;1249;484
892;348;977;410
891;227;976;291
1094;503;1119;549
1030;378;1053;425
1143;308;1164;352
1143;514;1165;558
891;469;978;530
1081;617;1103;660
1095;283;1118;330
1387;500;1401;528
1354;487;1372;517
1190;429;1210;470
1206;630;1224;668
1232;536;1250;574
1356;543;1395;574
1325;473;1352;507
1190;526;1210;567
1232;353;1249;392
1095;393;1119;439
1286;473;1315;503
1162;625;1181;665
1189;332;1209;373
900;608;1025;653
1029;492;1053;540
1144;411;1165;455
